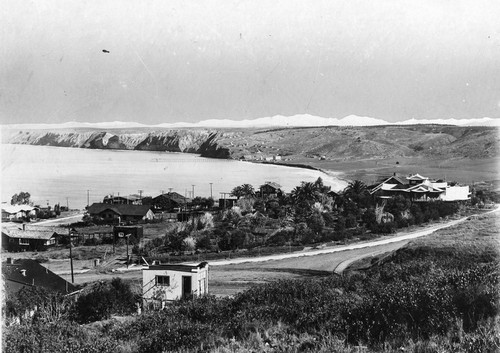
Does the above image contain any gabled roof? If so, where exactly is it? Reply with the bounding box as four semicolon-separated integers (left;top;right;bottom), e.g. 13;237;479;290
407;173;429;181
2;228;58;240
369;175;407;194
406;184;444;193
261;181;282;190
87;203;152;217
154;192;191;204
3;259;77;295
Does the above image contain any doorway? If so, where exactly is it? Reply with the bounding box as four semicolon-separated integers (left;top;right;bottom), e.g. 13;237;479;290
182;276;192;299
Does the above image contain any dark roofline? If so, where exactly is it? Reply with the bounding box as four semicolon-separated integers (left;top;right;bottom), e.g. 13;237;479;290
145;262;208;272
87;203;152;216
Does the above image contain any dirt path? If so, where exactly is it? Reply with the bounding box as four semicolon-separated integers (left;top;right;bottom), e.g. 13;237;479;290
209;211;498;267
34;212;85;226
54;208;500;291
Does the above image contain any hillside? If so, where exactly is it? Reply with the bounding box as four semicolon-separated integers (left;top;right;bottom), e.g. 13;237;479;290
3;129;231;158
4;124;498;159
3;125;499;182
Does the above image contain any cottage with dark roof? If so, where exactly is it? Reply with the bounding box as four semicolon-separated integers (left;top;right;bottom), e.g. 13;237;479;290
259;181;282;198
1;226;63;252
87;203;154;223
152;192;191;212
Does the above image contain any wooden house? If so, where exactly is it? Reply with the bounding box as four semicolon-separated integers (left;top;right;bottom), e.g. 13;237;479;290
1;204;38;222
87;203;154;223
142;262;209;309
259;181;282;198
152;192;191;212
1;226;62;252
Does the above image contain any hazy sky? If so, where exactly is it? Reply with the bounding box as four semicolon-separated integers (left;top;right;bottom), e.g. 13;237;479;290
2;0;500;125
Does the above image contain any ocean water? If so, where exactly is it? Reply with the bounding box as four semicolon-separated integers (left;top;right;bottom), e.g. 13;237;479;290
1;144;346;209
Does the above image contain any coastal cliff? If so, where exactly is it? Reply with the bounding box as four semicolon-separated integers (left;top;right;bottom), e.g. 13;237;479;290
4;129;231;159
3;125;498;162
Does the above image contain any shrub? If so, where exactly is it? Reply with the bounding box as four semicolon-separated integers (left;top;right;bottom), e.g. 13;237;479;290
71;278;138;323
4;320;117;353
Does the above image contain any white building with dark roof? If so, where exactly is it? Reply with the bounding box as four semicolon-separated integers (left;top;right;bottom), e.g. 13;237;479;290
370;173;470;202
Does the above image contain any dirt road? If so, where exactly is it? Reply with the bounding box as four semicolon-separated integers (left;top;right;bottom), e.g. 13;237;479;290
61;208;498;294
208;213;490;267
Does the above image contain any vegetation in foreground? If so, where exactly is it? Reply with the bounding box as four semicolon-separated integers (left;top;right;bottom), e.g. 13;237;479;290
3;211;499;353
133;177;487;265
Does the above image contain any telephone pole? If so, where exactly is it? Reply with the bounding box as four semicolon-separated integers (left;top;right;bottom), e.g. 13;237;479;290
68;225;75;283
209;183;213;199
86;190;90;207
192;185;195;198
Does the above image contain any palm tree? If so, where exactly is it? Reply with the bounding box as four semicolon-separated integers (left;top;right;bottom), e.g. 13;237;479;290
291;181;320;205
343;180;368;198
343;180;371;208
230;184;255;199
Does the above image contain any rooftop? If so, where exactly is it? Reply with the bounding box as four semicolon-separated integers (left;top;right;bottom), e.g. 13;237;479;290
2;228;59;240
87;203;152;216
3;259;76;295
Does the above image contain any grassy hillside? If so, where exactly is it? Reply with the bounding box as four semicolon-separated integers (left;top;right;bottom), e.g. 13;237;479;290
219;125;499;160
4;124;498;183
4;212;499;352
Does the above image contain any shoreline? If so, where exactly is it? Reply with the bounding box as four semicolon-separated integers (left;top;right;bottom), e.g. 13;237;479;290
4;141;347;179
245;159;349;182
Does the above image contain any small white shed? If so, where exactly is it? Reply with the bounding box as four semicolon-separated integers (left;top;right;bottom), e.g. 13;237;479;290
142;262;209;309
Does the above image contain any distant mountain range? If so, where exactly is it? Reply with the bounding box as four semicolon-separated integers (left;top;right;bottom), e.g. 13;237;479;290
3;114;500;130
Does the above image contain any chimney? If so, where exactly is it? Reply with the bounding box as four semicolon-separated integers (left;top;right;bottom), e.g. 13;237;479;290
22;223;26;231
6;257;12;264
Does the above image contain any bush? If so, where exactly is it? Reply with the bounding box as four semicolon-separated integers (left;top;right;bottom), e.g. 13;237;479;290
4;320;117;353
71;278;138;323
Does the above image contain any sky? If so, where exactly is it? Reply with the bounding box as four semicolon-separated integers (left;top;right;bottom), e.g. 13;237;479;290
1;0;500;125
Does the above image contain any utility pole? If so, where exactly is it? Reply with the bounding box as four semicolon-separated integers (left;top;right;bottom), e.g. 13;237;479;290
209;183;213;199
86;190;90;207
138;189;143;198
126;234;131;268
66;197;69;210
68;225;74;283
192;185;195;199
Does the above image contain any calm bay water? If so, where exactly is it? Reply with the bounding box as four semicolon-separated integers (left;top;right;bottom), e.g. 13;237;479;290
1;144;346;209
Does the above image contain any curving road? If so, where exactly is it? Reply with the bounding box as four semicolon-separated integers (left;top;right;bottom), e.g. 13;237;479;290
209;207;499;268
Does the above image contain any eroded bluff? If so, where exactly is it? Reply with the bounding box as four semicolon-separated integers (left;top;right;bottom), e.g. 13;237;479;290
5;130;231;158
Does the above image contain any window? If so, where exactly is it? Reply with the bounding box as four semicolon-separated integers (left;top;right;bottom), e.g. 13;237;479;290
45;238;56;245
156;275;170;286
19;239;29;245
